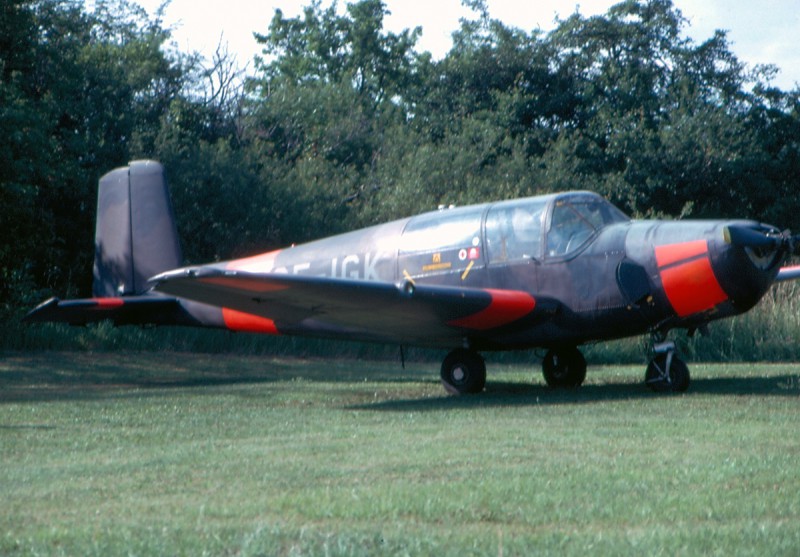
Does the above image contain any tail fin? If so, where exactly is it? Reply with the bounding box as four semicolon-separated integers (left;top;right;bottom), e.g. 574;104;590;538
93;160;182;296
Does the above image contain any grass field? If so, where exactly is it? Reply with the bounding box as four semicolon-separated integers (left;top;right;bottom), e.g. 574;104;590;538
1;351;799;556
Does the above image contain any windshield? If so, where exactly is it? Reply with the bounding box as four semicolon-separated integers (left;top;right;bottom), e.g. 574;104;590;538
546;196;629;257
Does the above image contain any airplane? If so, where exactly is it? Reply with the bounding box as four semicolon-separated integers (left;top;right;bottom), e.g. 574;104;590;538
24;160;800;395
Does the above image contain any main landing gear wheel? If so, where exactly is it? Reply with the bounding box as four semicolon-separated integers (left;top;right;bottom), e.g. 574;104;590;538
542;347;587;388
441;349;486;395
645;352;690;392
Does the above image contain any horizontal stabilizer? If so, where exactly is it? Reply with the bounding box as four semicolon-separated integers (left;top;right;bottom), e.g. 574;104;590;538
23;296;190;327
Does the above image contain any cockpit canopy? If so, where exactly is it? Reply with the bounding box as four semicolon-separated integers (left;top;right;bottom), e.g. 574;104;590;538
485;191;629;262
399;191;630;278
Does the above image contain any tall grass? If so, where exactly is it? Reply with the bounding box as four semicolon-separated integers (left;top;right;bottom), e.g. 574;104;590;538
6;282;800;363
686;281;800;361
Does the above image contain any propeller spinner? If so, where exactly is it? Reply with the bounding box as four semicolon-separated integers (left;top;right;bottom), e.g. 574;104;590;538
723;223;800;269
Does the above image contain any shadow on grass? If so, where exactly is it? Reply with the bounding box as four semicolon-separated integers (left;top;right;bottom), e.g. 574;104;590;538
350;374;800;412
2;352;798;406
0;351;427;403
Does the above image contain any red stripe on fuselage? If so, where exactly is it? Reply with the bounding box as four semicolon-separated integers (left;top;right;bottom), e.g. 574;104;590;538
226;249;282;273
654;239;708;268
655;240;728;317
448;289;536;330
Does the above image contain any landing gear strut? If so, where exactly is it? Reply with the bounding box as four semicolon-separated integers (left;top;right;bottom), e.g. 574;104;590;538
542;347;587;388
440;348;486;395
645;340;690;392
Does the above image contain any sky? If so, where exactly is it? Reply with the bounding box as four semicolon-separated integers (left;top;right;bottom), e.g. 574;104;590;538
124;0;800;91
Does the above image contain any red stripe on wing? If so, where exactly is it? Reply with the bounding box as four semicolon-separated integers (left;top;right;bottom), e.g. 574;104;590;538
447;289;536;330
199;275;290;293
222;307;280;334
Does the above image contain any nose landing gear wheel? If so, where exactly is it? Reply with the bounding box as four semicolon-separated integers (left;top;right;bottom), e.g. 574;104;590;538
645;353;690;392
542;347;587;388
441;349;486;395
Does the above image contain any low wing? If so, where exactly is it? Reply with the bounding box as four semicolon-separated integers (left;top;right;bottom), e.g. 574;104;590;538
152;268;555;347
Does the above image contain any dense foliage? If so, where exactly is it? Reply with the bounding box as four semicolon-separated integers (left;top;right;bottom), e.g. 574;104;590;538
3;0;800;326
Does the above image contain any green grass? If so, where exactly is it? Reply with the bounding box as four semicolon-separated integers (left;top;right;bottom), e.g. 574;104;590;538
1;352;799;556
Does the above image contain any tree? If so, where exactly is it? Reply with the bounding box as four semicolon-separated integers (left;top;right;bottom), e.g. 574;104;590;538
242;0;424;238
253;0;420;106
539;0;787;220
0;0;195;316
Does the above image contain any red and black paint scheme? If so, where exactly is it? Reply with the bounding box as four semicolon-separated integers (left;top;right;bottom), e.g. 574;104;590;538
25;160;800;394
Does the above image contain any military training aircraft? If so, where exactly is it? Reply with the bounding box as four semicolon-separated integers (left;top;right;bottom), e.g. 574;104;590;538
25;160;800;394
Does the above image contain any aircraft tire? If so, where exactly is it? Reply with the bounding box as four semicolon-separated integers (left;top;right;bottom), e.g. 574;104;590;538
542;347;587;388
645;354;690;392
440;349;486;395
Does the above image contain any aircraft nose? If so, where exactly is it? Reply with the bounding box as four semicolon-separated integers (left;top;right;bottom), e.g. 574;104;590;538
628;220;788;323
714;222;786;311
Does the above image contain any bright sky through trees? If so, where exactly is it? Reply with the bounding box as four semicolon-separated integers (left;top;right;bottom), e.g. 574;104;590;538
128;0;799;90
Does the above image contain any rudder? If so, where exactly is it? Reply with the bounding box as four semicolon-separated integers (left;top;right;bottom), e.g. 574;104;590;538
92;160;182;296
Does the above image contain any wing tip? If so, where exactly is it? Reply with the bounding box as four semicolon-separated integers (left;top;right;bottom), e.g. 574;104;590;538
776;265;800;283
